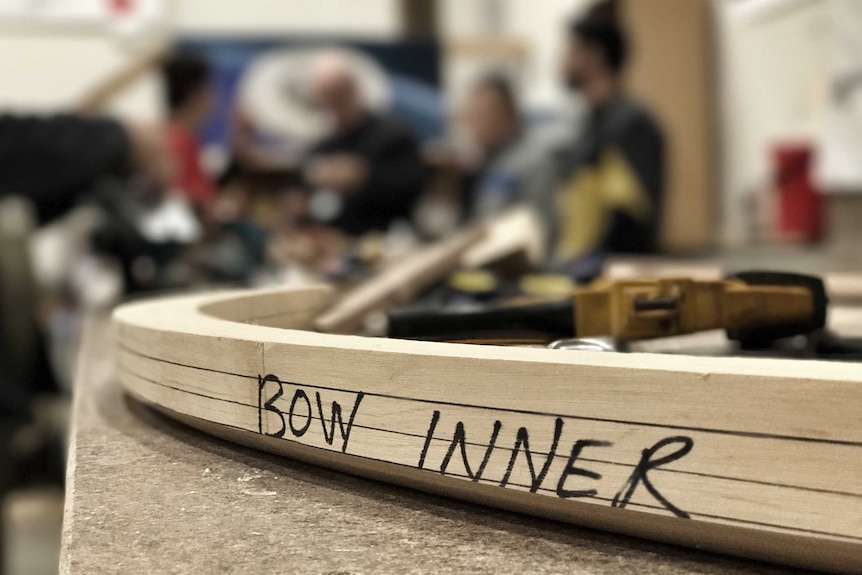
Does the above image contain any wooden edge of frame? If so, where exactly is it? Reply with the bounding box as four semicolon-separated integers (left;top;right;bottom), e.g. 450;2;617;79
113;286;862;574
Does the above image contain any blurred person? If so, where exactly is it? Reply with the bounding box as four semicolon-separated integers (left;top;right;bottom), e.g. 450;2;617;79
304;51;424;236
161;53;272;287
462;73;542;220
0;114;169;224
528;3;664;264
162;52;216;213
0;114;168;488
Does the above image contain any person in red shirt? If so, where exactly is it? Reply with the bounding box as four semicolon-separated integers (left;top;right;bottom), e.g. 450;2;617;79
162;53;216;211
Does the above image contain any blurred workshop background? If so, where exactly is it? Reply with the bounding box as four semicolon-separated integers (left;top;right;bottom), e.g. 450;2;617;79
0;0;860;573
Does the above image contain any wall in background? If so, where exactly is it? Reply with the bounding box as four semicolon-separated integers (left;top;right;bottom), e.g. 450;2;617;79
0;0;400;120
716;0;827;246
0;0;584;134
624;0;714;252
439;0;587;111
0;0;613;121
173;0;399;37
0;33;162;118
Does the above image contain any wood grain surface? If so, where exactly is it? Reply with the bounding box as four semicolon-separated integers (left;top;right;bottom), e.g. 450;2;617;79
313;225;485;334
113;286;862;573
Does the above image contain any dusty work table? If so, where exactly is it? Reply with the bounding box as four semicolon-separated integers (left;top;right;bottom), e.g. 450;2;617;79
59;314;824;575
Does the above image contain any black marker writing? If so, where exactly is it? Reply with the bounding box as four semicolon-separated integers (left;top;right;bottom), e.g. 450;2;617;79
556;439;613;498
418;410;440;469
256;374;364;452
288;389;312;437
419;408;693;517
612;435;694;518
439;419;502;481
500;417;563;493
315;391;365;453
258;374;285;438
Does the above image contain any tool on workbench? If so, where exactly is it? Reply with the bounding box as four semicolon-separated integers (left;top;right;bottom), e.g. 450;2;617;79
387;271;830;347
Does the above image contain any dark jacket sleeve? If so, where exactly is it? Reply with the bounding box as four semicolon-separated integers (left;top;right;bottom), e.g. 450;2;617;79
606;113;665;253
362;120;425;213
0;114;131;223
617;114;664;208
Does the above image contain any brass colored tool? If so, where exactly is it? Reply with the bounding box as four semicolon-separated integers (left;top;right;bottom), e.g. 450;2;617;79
572;277;814;340
387;272;827;343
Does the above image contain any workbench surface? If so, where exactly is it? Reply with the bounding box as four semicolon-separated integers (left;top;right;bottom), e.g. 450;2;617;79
59;315;822;575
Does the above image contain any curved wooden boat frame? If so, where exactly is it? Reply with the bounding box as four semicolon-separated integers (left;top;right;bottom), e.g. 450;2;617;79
114;286;862;573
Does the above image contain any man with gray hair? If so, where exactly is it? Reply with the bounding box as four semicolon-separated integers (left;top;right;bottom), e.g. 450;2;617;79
304;51;424;236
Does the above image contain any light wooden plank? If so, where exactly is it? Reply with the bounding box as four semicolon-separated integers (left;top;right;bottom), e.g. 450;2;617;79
113;287;862;573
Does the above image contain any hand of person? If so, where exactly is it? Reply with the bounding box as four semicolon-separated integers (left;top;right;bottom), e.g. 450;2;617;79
306;154;368;193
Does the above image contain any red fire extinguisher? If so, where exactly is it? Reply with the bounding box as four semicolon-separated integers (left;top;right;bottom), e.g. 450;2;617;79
774;143;822;243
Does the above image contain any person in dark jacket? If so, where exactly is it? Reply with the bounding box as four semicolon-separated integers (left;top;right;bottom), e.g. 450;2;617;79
0;114;169;224
526;5;665;264
0;114;170;430
304;52;424;236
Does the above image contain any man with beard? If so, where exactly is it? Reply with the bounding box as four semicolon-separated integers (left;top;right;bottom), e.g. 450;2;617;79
528;4;665;267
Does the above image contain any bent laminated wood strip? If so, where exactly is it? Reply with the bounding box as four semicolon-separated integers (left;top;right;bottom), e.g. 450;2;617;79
114;286;862;573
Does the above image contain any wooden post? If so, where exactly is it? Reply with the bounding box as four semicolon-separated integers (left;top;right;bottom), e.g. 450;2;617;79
399;0;438;38
621;0;715;253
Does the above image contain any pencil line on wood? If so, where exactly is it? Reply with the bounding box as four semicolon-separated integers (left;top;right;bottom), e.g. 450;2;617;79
120;342;862;448
120;363;862;502
141;406;862;544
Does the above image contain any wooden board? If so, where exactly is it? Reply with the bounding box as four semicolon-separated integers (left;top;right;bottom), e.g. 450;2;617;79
460;207;544;273
113;286;862;573
314;224;485;334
